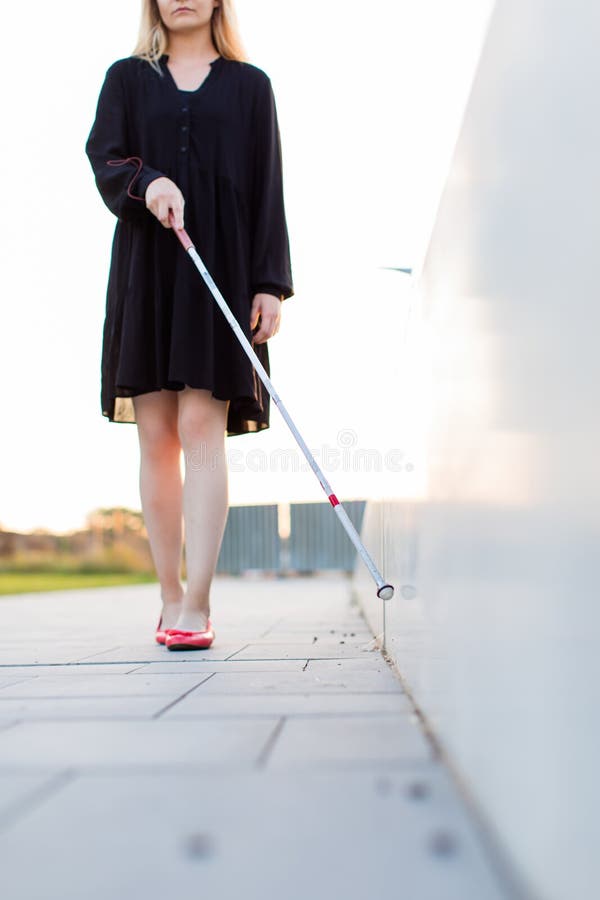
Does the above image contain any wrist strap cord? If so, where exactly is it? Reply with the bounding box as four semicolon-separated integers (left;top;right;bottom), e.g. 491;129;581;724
106;156;146;202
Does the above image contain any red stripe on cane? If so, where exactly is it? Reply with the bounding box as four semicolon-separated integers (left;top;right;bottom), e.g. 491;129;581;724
328;494;339;507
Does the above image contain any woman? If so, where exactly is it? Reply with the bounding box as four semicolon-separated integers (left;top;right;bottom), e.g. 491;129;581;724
85;0;294;650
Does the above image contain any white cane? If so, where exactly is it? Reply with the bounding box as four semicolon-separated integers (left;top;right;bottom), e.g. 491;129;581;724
169;212;394;601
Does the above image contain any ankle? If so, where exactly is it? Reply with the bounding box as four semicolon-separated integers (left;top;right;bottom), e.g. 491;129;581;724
175;608;211;629
161;586;184;607
181;603;210;617
181;590;210;616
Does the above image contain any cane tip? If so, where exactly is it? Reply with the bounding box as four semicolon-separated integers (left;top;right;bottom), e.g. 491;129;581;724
377;584;395;601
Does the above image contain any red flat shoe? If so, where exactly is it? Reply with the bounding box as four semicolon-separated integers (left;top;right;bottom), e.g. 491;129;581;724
165;619;215;650
155;615;167;645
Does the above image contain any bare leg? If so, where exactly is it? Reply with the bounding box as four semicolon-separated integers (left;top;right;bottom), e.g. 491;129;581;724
175;386;230;631
132;390;184;628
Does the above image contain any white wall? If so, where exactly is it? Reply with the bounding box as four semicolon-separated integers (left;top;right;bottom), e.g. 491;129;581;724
353;2;600;899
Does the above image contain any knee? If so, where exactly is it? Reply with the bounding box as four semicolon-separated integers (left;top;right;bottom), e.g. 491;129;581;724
138;418;181;460
178;407;218;451
178;394;228;450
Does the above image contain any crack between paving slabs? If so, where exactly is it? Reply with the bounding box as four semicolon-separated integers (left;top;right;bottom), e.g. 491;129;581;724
66;646;123;663
257;616;286;639
223;644;251;659
0;768;77;835
255;716;286;768
0;661;143;670
152;672;217;718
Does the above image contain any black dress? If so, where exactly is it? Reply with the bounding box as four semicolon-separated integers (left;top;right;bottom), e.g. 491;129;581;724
85;54;294;436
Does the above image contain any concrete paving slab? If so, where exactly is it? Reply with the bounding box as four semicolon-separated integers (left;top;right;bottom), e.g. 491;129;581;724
0;650;124;666
163;692;414;717
0;664;146;677
4;637;121;645
72;643;252;663
229;642;379;660
187;669;405;694
0;719;279;770
267;615;372;639
131;659;308;674
266;714;432;768
0;673;213;698
305;657;394;672
247;630;373;643
264;622;369;638
0;696;175;719
0;769;512;900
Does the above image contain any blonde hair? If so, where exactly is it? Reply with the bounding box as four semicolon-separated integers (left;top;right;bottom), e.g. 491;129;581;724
132;0;248;72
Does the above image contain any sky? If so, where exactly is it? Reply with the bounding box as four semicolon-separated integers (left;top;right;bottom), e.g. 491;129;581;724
0;0;494;533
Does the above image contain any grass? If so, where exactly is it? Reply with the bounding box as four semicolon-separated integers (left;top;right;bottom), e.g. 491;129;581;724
0;571;158;596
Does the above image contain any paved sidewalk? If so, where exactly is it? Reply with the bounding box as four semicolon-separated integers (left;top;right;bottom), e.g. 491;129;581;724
0;575;517;899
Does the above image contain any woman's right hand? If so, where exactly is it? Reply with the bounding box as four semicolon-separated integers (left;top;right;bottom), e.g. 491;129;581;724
145;177;185;229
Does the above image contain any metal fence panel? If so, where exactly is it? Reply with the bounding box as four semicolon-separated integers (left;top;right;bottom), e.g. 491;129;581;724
216;504;280;574
288;501;366;571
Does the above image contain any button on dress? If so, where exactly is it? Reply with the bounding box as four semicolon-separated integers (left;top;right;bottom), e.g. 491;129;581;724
85;54;294;436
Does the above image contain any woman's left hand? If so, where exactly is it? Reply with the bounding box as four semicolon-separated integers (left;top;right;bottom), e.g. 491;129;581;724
250;293;282;344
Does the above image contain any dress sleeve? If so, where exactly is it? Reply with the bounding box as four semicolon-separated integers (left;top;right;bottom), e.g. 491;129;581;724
85;62;166;222
249;75;294;301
